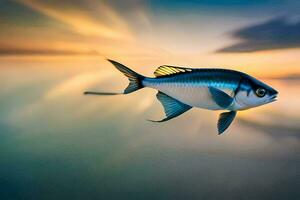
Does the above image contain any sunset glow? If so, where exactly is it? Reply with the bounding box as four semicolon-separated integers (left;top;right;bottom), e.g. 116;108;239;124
0;0;299;78
1;1;300;199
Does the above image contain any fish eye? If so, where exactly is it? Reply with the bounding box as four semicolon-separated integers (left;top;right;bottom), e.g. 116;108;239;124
256;88;266;97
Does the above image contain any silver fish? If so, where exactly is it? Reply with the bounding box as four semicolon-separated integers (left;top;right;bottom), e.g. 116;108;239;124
85;59;278;134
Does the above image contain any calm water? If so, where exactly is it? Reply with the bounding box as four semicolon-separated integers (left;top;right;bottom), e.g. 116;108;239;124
1;57;299;200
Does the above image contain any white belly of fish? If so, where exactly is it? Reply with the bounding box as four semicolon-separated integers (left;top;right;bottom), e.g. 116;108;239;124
150;83;223;110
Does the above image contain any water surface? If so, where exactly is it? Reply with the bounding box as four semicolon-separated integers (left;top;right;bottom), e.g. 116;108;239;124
1;57;299;199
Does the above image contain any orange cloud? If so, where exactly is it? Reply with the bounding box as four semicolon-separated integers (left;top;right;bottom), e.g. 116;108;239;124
17;0;133;40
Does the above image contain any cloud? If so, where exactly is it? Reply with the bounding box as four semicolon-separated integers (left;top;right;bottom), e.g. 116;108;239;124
16;0;133;40
0;48;99;56
0;0;157;57
271;73;300;80
217;17;300;52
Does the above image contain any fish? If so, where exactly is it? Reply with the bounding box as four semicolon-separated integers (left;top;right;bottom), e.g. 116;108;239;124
84;59;278;134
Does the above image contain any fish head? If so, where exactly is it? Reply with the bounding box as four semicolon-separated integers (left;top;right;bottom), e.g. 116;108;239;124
234;76;278;110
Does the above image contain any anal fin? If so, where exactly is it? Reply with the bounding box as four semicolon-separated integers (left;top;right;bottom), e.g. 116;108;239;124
149;91;192;122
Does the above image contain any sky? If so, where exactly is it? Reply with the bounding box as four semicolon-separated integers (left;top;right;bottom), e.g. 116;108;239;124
0;0;300;77
0;1;300;199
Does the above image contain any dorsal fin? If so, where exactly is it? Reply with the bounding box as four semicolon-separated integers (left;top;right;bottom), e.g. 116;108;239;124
154;65;193;77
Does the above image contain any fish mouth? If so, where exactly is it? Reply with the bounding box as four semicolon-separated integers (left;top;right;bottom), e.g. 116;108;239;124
269;94;278;102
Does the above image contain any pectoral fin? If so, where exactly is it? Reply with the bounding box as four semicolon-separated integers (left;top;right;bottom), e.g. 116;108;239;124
149;91;192;122
208;87;234;109
217;111;237;135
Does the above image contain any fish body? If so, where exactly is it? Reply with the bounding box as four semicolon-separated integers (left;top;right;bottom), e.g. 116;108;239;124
143;68;277;111
85;60;278;134
143;69;241;110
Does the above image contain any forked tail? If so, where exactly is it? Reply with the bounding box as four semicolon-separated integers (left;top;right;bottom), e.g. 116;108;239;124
84;59;144;95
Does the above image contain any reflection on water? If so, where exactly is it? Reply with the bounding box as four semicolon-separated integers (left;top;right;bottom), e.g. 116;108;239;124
0;57;299;199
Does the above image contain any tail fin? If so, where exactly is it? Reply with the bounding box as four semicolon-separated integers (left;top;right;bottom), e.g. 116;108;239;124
107;59;144;94
84;59;144;96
